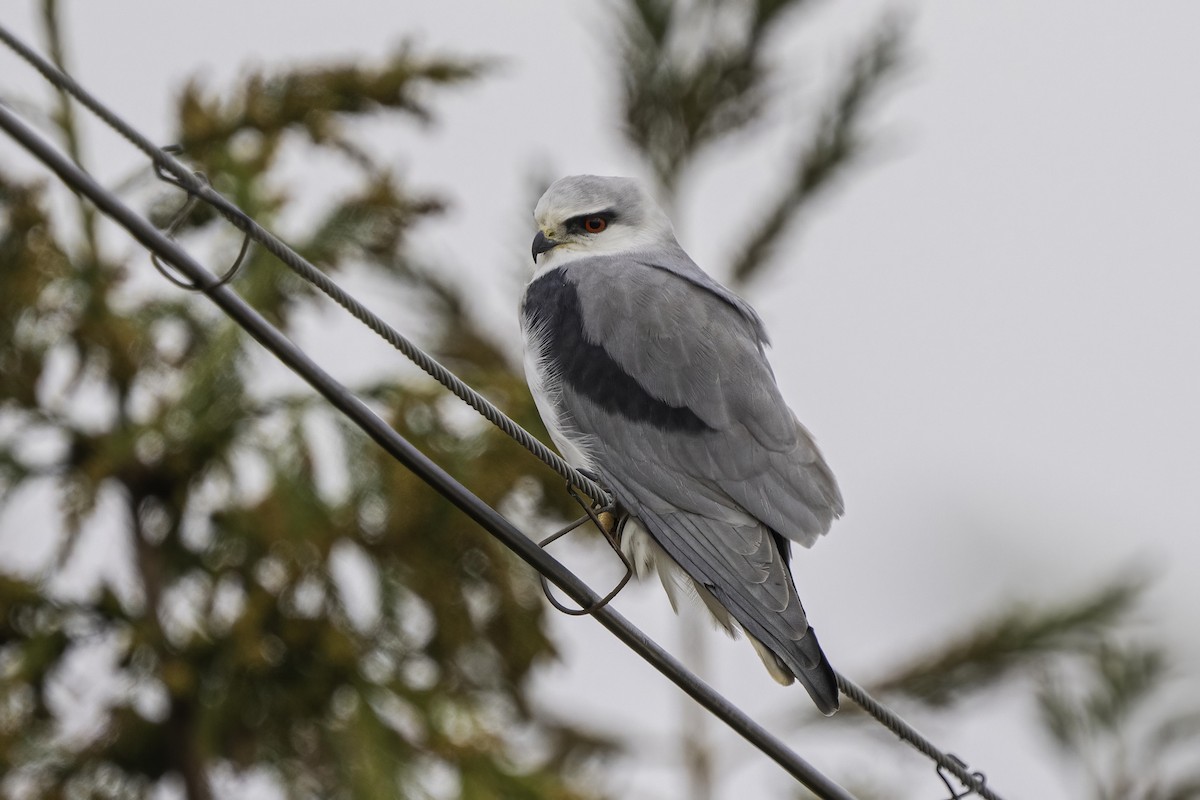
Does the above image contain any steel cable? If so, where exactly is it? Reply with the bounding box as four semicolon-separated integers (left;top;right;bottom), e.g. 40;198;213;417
0;97;857;800
0;24;1005;799
0;23;607;508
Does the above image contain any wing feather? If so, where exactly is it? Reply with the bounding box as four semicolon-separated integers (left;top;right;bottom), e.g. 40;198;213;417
566;250;844;546
520;196;840;710
526;247;843;711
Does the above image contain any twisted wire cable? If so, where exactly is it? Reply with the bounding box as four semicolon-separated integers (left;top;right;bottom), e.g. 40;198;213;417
0;23;1004;800
837;675;998;800
0;24;607;507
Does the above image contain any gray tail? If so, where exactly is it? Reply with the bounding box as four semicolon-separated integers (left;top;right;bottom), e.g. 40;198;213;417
791;627;839;715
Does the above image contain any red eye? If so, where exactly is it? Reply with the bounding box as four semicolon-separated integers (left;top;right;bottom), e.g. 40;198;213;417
583;216;608;233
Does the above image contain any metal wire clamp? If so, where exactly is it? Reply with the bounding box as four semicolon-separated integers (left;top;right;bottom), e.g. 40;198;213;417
150;145;250;291
537;483;633;616
936;754;987;799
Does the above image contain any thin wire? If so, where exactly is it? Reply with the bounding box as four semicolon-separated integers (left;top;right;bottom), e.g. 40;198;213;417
538;485;633;616
837;675;998;800
0;23;608;510
0;25;1004;800
0;98;857;800
148;150;251;290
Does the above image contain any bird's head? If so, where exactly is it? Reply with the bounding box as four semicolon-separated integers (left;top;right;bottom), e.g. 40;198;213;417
531;175;676;269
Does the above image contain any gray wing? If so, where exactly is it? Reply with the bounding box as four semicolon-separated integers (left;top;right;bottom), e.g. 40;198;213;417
565;247;844;547
539;248;842;707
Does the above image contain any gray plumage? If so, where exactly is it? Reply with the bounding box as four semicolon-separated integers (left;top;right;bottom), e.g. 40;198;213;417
520;175;844;714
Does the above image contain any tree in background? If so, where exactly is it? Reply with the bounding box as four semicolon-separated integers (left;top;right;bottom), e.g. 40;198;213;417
0;2;607;798
613;4;904;794
2;2;1198;800
610;3;1200;799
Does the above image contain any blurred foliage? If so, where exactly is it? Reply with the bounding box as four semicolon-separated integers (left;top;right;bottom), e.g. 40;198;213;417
6;1;1197;799
614;3;904;799
618;0;904;288
0;3;607;799
787;577;1200;800
1036;641;1200;800
614;3;1200;800
871;575;1146;708
792;575;1200;800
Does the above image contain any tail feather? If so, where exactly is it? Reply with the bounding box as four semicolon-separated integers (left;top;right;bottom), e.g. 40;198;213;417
747;628;838;714
747;634;795;686
784;626;839;715
613;500;840;713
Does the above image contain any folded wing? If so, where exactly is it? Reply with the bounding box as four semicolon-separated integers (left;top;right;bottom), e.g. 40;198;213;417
524;248;843;711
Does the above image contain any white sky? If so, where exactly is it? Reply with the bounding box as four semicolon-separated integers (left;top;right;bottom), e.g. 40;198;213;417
2;2;1199;799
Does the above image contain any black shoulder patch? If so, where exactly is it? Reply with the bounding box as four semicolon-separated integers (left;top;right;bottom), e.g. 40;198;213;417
772;529;793;569
523;270;713;433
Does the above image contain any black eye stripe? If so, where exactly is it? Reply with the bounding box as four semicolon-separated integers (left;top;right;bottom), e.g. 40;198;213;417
565;210;617;232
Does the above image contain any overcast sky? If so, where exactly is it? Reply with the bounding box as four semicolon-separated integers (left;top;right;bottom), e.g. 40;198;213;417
2;2;1199;799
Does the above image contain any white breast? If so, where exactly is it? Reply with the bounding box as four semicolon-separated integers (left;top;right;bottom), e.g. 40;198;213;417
520;322;597;472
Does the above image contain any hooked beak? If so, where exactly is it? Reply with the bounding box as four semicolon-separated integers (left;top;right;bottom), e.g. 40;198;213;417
532;230;561;263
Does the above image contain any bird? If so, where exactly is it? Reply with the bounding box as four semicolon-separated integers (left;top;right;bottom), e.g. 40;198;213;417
519;174;844;714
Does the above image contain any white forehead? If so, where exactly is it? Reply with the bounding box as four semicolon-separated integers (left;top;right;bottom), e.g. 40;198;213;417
534;174;653;224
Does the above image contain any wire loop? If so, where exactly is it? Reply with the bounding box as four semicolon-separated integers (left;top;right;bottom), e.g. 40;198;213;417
0;22;1010;800
936;754;987;799
149;145;251;291
538;483;633;616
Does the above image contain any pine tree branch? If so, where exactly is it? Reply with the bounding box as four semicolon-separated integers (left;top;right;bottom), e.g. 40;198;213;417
869;574;1146;708
730;13;905;287
40;0;99;265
